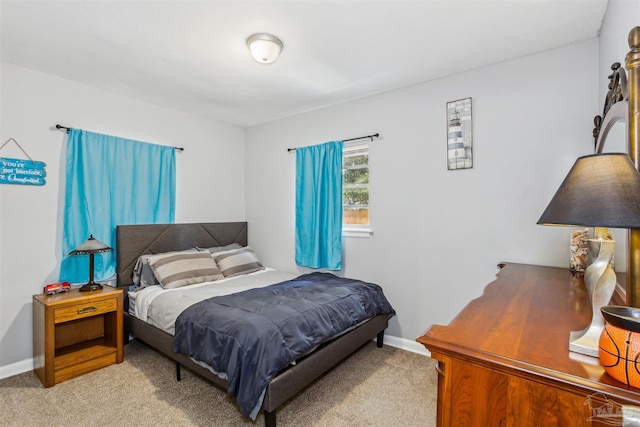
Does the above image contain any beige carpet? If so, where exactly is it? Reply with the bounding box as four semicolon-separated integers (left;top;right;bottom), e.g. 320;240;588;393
0;339;437;426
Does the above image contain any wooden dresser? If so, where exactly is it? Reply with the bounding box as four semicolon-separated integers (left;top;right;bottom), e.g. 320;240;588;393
417;263;640;426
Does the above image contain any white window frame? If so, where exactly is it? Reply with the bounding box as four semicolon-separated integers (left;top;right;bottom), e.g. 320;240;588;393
342;141;373;238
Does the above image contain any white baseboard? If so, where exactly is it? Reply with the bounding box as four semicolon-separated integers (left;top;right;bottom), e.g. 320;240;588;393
0;357;33;380
382;334;431;357
0;335;430;380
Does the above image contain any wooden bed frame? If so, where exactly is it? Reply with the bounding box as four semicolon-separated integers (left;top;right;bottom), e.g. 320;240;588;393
115;222;391;427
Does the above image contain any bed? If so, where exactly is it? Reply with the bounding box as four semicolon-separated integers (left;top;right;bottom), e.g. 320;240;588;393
115;221;395;427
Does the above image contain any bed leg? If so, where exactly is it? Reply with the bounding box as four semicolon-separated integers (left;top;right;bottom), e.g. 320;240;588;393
176;363;181;381
264;410;276;427
376;331;384;348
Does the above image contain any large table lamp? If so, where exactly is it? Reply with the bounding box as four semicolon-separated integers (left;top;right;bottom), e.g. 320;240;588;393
69;234;113;292
538;153;640;357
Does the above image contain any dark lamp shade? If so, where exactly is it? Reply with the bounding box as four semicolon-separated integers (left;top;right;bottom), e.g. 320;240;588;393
537;153;640;229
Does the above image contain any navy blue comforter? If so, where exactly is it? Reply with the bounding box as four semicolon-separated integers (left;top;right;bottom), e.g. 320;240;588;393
172;272;395;419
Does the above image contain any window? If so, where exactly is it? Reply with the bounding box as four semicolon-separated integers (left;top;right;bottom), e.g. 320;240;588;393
343;143;371;236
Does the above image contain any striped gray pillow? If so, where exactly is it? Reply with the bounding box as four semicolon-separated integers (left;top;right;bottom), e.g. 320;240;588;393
133;248;198;289
212;246;265;278
196;243;242;254
149;251;224;289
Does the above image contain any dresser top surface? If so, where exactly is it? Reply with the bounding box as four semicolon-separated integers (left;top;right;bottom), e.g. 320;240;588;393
417;263;640;402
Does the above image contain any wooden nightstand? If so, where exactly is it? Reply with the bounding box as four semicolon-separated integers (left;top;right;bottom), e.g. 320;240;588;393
33;286;123;387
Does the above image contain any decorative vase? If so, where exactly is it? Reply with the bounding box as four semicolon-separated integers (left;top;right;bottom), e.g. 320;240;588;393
570;228;589;274
570;228;615;274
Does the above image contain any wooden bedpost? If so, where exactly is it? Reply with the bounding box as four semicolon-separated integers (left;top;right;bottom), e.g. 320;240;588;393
627;27;640;307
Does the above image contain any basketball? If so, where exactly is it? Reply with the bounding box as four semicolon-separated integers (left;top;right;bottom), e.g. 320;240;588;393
599;322;640;388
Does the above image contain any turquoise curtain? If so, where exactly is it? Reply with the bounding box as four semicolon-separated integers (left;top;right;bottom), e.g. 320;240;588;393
60;129;176;283
295;140;343;270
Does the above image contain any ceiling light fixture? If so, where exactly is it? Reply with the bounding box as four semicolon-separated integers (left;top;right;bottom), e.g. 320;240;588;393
246;33;283;64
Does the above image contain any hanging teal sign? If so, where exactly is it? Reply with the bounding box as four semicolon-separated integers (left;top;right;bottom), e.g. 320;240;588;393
0;157;47;186
0;138;46;186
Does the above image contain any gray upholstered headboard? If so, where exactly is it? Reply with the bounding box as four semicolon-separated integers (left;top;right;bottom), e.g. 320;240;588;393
115;222;248;287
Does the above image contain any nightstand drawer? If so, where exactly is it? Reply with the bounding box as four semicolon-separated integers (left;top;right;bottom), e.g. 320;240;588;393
55;298;117;323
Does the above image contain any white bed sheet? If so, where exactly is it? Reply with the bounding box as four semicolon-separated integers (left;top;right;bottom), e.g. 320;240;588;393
128;268;299;335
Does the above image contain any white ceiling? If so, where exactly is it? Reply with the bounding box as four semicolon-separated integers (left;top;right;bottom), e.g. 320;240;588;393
0;0;608;127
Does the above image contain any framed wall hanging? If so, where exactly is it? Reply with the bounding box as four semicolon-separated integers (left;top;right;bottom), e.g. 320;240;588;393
0;138;47;186
446;97;473;170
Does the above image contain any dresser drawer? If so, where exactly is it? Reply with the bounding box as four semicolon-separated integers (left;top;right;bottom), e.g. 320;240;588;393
54;298;117;323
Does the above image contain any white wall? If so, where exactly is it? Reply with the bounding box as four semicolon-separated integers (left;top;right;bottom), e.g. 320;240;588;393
0;62;246;374
246;39;599;344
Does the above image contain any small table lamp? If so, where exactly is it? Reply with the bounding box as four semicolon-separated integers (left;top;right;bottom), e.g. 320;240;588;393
538;153;640;356
69;234;113;292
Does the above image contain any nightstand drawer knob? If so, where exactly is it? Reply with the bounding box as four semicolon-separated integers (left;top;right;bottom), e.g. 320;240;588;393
77;306;98;315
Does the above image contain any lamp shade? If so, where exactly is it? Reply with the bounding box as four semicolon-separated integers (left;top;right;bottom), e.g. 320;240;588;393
69;234;112;255
247;33;283;64
537;153;640;229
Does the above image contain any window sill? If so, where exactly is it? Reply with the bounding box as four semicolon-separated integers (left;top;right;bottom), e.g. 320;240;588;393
343;228;374;238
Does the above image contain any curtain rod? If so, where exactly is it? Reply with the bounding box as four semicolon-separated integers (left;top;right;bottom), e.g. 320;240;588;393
287;133;380;152
55;124;185;152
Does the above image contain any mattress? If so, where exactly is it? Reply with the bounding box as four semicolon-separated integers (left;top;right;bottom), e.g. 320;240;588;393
128;268;299;335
